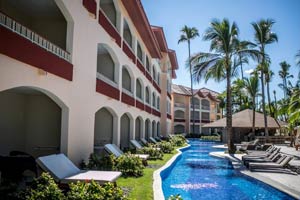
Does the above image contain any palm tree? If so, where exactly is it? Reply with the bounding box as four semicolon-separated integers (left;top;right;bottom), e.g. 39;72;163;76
288;87;300;125
273;90;278;119
191;19;259;153
243;75;259;136
217;92;226;118
296;50;300;67
252;19;278;138
178;25;199;135
278;61;293;99
236;40;253;79
265;66;274;117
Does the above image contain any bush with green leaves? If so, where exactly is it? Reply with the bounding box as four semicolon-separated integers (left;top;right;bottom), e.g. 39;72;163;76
113;153;144;177
168;194;183;200
26;172;64;200
138;146;163;160
171;135;186;147
201;135;221;141
87;153;116;170
67;181;128;200
159;141;174;153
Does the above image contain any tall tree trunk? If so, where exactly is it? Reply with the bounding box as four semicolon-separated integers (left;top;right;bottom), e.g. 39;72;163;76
261;64;269;138
273;91;278;120
252;97;256;137
226;60;234;153
266;81;272;117
188;40;195;135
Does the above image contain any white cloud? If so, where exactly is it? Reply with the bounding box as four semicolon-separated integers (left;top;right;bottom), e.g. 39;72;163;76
245;69;254;74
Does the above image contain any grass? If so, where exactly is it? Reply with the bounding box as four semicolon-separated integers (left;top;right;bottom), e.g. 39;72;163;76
117;145;186;200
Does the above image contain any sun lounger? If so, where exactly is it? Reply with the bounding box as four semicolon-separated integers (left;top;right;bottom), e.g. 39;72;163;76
246;145;275;156
249;155;293;170
154;137;162;142
104;144;149;160
140;138;149;146
130;140;143;150
242;147;280;161
36;154;121;184
149;137;158;144
244;152;282;168
237;139;260;151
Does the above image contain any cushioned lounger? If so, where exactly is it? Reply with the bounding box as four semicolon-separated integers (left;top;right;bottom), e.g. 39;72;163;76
130;140;143;150
36;154;121;184
249;155;293;170
149;137;158;144
104;144;149;160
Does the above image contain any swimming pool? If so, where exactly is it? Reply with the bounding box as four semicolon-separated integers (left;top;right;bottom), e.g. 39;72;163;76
161;139;295;200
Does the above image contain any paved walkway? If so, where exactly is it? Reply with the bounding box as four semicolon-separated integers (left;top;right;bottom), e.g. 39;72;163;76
210;152;300;199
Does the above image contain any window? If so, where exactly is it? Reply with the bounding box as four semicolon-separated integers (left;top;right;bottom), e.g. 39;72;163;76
146;57;150;72
137;42;143;62
146;87;150;104
97;44;116;82
136;79;143;99
152;66;156;81
100;0;117;26
122;67;131;92
123;20;132;48
152;92;156;107
157;97;160;109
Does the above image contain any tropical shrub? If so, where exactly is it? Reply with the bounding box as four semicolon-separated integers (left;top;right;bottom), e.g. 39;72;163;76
201;135;221;141
138;146;163;160
87;153;116;170
114;153;144;177
168;194;183;200
171;135;186;147
67;181;128;200
185;133;201;138
26;173;64;200
159;141;174;153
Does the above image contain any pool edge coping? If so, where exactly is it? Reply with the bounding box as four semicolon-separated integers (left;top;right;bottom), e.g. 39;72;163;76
210;151;300;199
153;144;191;200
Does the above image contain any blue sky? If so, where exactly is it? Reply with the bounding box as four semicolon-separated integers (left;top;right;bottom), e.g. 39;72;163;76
141;0;300;100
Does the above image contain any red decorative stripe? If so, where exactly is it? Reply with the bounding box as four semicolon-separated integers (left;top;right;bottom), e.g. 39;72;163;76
152;109;161;117
98;10;121;47
83;0;96;17
153;82;161;93
121;92;135;106
136;60;145;74
96;79;120;100
145;71;152;82
136;100;144;110
122;41;136;64
167;92;172;99
167;114;172;120
174;119;185;122
145;105;152;114
0;26;73;81
201;119;211;123
190;119;201;123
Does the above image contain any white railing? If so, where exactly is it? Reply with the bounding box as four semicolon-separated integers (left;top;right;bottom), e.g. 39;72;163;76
0;12;71;63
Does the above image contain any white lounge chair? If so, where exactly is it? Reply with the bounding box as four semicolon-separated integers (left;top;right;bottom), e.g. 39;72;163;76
104;144;149;160
149;137;158;144
130;140;143;150
36;154;121;184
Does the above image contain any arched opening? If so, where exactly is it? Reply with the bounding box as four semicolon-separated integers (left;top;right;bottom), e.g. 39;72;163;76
146;57;150;72
152;92;156;107
136;79;143;100
145;87;150;104
123;19;133;48
157;73;160;85
201;99;210;110
0;0;72;51
157;96;160;109
120;113;131;150
97;44;119;85
137;42;143;62
174;110;185;119
145;119;150;140
94;107;116;148
157;122;160;136
152;121;156;137
174;125;185;134
135;117;143;140
100;0;117;27
191;97;200;109
122;66;132;93
0;87;68;158
152;65;157;81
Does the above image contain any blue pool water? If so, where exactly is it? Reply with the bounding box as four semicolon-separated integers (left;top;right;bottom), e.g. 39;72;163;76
161;139;295;200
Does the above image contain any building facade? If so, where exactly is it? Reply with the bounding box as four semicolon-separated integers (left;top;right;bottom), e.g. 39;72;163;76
171;84;222;135
0;0;177;164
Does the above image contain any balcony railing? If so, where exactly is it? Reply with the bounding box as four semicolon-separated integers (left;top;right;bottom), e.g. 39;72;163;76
0;12;71;63
174;103;185;108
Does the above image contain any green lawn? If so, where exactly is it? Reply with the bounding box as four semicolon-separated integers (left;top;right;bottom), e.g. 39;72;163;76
117;146;186;200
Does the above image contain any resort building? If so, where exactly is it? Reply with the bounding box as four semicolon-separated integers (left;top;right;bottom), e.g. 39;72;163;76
171;84;222;134
0;0;178;164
